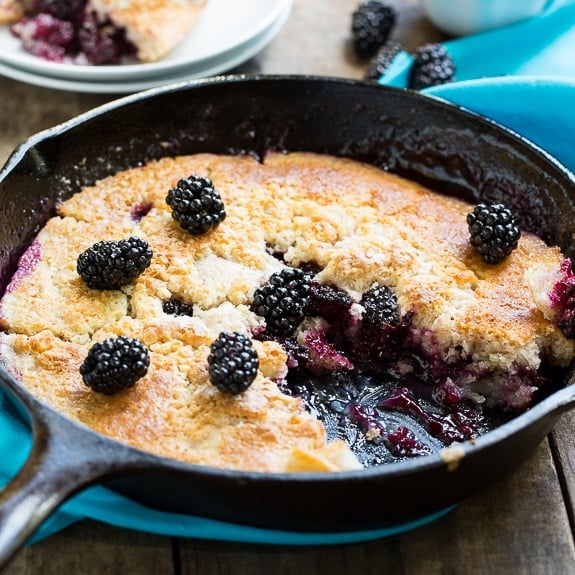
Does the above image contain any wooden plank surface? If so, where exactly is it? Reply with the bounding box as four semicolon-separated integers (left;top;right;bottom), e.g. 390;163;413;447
2;0;575;573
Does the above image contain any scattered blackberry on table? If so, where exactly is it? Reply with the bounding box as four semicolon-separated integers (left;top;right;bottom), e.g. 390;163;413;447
166;174;226;235
364;40;404;80
208;331;259;395
251;267;312;337
77;236;153;290
361;285;401;327
467;203;521;264
80;336;150;395
409;43;455;90
351;0;396;58
163;298;194;317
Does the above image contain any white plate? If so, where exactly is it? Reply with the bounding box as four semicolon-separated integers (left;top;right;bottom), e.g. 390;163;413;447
0;0;290;81
0;1;290;93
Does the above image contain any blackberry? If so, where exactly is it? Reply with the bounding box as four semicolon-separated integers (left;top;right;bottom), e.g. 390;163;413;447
77;236;153;290
356;285;410;361
351;0;396;58
163;297;194;317
166;174;226;235
78;13;136;65
467;203;521;264
80;336;150;395
27;0;86;21
361;285;400;326
558;306;575;339
409;43;455;90
308;283;353;319
364;40;404;80
208;331;259;394
251;267;311;337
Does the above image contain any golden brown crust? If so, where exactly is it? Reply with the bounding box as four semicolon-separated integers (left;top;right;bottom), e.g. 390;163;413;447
0;0;23;23
0;152;573;471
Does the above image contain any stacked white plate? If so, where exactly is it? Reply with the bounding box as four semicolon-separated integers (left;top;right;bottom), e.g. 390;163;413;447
0;0;292;93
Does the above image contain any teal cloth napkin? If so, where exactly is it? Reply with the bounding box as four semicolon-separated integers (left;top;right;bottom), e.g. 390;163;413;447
3;0;575;547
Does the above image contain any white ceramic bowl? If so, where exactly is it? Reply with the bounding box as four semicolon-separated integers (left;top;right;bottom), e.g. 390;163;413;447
421;0;547;36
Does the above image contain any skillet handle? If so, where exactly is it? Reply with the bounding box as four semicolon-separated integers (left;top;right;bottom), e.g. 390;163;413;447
0;400;148;569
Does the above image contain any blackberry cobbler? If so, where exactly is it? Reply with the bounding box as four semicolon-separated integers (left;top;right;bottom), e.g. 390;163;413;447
0;152;573;472
3;0;207;64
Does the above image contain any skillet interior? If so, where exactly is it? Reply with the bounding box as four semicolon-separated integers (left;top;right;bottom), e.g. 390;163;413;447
2;75;575;532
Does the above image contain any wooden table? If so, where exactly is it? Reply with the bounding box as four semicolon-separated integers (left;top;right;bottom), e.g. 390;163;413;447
1;1;575;573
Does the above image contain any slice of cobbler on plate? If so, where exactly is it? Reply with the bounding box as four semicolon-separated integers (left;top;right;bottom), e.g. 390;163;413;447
0;0;23;23
5;0;207;64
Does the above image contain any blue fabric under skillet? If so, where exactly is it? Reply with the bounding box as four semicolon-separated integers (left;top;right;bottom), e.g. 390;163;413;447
0;389;452;545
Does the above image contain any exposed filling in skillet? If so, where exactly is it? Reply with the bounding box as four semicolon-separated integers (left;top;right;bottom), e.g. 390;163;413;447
0;152;574;472
3;0;207;64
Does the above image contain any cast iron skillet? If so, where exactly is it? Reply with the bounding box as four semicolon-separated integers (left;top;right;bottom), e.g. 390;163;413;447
1;75;575;567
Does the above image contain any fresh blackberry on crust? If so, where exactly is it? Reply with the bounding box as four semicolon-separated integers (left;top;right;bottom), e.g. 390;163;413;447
409;43;455;90
163;298;194;317
80;336;150;395
166;174;226;235
77;236;153;290
251;267;312;337
351;0;396;58
361;285;401;327
364;40;404;80
467;203;521;264
208;331;259;394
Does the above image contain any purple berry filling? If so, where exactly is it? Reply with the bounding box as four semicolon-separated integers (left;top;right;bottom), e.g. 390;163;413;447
77;12;136;65
550;258;575;338
11;14;74;62
130;202;153;223
301;326;354;373
0;240;42;327
3;240;41;295
345;403;433;458
10;1;136;65
266;262;551;465
25;0;86;22
379;387;480;444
